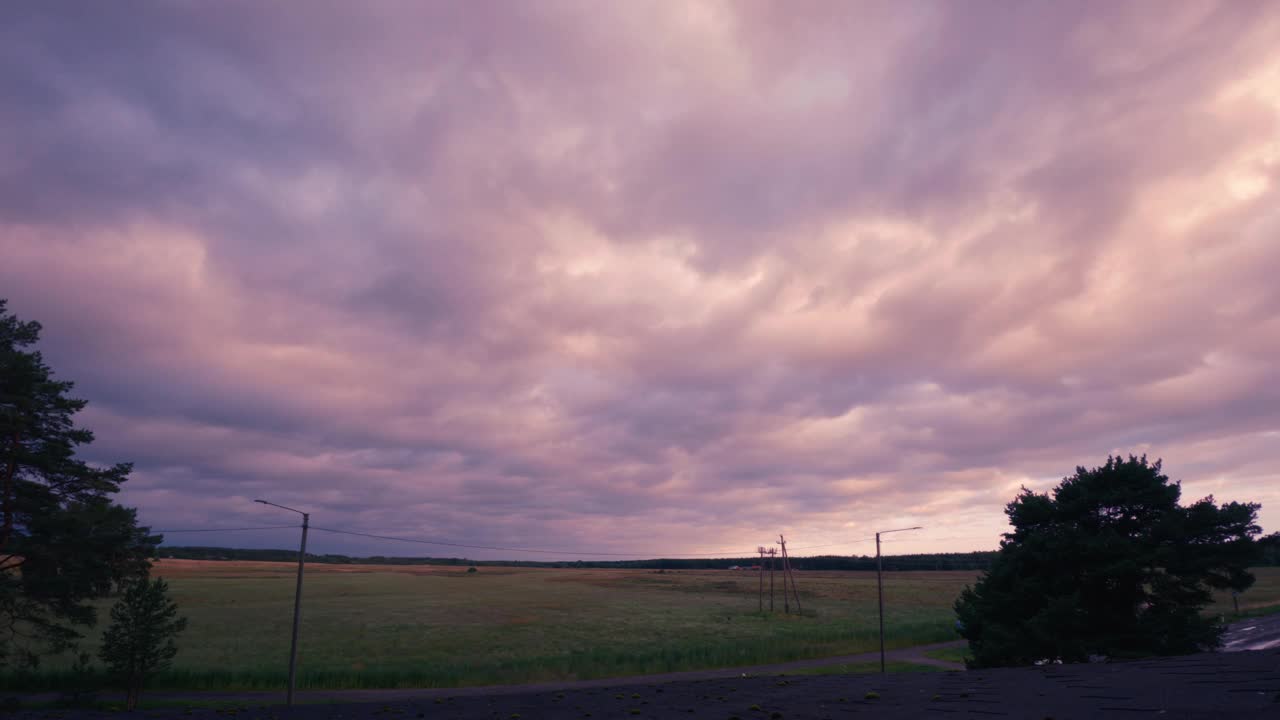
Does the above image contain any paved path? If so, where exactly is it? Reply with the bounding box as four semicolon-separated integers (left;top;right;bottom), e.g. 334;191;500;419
882;639;966;670
1221;611;1280;652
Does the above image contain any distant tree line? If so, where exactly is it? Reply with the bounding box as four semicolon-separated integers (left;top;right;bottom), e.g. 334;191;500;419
161;535;1280;571
1260;532;1280;565
156;546;1001;571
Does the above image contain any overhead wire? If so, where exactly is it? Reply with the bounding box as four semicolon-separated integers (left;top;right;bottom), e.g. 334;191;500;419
310;526;762;558
788;535;878;551
149;522;992;559
154;524;301;533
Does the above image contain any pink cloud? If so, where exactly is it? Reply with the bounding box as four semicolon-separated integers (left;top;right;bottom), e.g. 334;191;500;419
2;1;1278;558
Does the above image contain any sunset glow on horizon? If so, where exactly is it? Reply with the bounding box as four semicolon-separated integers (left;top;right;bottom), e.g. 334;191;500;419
2;1;1278;559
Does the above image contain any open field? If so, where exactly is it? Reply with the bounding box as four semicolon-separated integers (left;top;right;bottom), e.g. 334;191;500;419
4;561;1277;691
7;560;977;690
1207;566;1280;617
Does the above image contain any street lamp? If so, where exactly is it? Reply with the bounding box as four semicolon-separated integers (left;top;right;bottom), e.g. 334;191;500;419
875;526;922;673
255;499;309;706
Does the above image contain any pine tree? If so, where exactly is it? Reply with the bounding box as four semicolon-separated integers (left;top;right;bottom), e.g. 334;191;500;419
955;455;1262;667
1;299;158;667
99;577;188;710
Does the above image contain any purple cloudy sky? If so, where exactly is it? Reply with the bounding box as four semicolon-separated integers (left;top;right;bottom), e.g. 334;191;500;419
3;1;1279;559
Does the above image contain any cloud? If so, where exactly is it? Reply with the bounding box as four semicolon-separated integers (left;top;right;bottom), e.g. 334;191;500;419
2;1;1279;558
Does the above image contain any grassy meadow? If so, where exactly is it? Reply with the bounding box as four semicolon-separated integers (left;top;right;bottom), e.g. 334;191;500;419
5;561;1277;691
1206;567;1280;617
9;560;976;691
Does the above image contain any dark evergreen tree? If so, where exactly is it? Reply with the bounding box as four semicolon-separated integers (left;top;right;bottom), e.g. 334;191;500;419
955;455;1261;667
1;299;158;667
99;577;187;710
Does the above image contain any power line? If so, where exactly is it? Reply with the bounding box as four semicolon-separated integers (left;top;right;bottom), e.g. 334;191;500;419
150;523;991;559
792;534;997;551
880;532;998;543
310;526;761;558
154;524;301;533
789;535;878;551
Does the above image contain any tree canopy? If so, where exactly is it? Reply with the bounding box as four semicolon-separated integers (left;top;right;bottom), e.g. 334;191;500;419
955;455;1261;667
1;298;158;667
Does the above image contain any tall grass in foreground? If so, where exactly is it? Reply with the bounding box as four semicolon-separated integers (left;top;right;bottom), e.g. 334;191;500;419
2;617;952;691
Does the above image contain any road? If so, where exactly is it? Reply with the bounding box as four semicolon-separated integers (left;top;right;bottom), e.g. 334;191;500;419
1220;611;1280;651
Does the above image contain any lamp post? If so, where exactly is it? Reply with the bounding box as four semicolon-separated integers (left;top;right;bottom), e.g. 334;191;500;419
875;526;922;673
255;499;309;706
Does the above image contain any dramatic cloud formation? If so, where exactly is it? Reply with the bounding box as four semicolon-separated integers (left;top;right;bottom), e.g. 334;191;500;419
3;1;1278;558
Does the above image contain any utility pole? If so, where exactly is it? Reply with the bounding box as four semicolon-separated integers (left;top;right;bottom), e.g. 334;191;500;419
779;535;801;613
768;547;776;611
757;546;766;612
256;499;310;706
779;536;789;613
875;526;922;673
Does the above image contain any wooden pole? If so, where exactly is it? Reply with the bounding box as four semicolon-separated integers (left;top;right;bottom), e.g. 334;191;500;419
780;536;789;613
780;535;801;613
877;532;885;673
768;548;775;612
757;546;765;613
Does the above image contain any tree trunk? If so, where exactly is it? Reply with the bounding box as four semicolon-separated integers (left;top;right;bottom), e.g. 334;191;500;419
126;683;140;711
0;430;18;552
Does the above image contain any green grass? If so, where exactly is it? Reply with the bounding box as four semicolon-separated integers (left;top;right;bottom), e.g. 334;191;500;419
1209;567;1280;619
14;699;271;713
922;646;970;664
1232;603;1280;619
1;561;975;691
6;563;1275;692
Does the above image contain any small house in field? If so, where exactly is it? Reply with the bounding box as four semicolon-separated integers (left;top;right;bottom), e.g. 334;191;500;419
728;565;741;570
